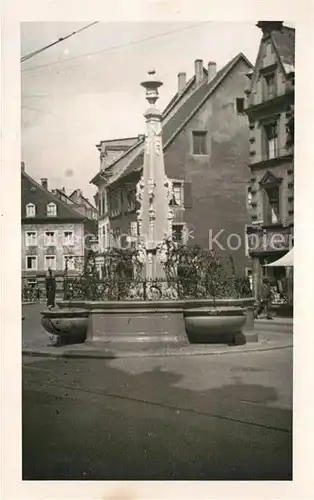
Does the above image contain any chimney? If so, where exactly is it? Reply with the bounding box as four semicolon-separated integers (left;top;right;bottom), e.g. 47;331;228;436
207;61;217;82
194;59;203;86
62;186;66;193
21;161;25;172
41;178;48;190
256;21;283;35
178;72;187;94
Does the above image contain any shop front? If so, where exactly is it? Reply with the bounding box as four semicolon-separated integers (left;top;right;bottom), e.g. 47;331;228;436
246;226;293;314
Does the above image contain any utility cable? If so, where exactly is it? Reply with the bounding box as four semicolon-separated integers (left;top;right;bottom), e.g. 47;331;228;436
21;22;99;63
22;22;209;72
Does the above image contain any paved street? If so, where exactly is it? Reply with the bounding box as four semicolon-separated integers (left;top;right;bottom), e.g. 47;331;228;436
23;345;292;480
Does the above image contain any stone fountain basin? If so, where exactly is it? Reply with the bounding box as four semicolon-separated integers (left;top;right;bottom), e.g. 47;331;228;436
184;306;246;345
41;308;89;345
56;298;256;348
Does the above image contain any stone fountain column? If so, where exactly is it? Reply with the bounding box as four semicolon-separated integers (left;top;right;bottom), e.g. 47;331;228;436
136;70;174;280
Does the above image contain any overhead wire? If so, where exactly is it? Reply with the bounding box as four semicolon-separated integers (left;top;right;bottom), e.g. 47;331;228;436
21;22;210;73
21;22;99;63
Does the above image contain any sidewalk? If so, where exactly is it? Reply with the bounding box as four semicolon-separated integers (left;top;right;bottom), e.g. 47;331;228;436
255;317;293;334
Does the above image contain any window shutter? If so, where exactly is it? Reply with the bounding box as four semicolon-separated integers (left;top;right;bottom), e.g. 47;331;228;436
184;181;193;208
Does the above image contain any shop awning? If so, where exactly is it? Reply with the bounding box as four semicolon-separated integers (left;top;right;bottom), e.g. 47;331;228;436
264;248;294;267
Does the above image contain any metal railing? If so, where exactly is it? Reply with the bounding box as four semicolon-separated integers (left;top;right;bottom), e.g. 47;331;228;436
22;287;43;303
63;275;253;302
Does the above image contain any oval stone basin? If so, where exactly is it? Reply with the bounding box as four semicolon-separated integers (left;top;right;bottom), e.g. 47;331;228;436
41;308;89;345
184;306;246;345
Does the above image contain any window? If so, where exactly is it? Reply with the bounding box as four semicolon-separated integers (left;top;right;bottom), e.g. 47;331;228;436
25;256;38;270
172;224;185;243
27;278;38;287
264;73;276;100
101;192;106;215
63;230;74;246
98;194;102;216
25;231;37;246
44;255;56;271
47;202;57;217
247;186;253;209
110;191;120;217
264;123;278;159
245;268;253;291
236;98;245;114
26;203;36;217
170;182;183;206
192;131;207;155
126;189;136;212
264;186;280;224
105;223;111;248
44;231;56;246
104;190;108;213
63;255;75;271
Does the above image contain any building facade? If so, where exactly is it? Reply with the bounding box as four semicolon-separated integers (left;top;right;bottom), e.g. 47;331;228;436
91;53;254;274
244;21;295;300
21;165;96;296
67;189;98;222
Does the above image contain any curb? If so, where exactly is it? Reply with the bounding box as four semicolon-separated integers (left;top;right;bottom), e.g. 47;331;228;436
22;341;293;359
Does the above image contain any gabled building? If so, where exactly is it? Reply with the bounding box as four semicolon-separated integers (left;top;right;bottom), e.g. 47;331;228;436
91;53;254;273
53;187;98;222
68;189;98;223
21;164;97;295
244;21;295;298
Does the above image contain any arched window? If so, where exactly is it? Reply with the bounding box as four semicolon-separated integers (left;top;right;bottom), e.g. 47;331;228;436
47;202;57;217
26;203;36;217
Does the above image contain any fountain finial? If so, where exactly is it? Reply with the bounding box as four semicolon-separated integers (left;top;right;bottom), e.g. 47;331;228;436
141;69;163;106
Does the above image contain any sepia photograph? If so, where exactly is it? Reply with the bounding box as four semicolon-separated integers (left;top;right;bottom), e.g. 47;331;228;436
20;19;295;481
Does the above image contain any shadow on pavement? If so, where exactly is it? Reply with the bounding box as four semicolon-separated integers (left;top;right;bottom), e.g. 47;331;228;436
22;354;292;481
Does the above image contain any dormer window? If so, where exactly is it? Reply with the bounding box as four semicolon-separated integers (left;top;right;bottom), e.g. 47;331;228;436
263;73;276;100
26;203;36;217
47;202;57;217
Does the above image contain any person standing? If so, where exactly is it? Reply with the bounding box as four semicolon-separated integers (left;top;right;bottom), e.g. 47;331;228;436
45;268;56;310
255;278;273;320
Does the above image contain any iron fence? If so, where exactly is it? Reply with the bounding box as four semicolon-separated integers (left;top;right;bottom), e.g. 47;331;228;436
63;275;252;302
22;286;43;303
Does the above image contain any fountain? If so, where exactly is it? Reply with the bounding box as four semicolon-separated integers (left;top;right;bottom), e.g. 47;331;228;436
40;71;256;350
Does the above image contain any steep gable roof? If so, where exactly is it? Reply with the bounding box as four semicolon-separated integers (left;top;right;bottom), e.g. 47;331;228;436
119;53;252;181
21;171;85;221
69;189;97;210
162;65;209;118
54;188;76;204
247;24;295;102
271;26;295;70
